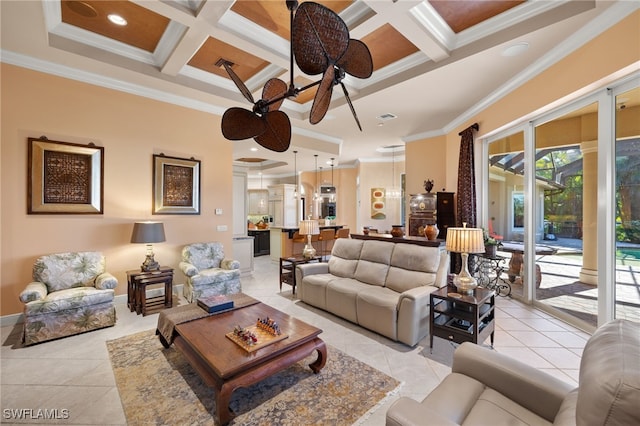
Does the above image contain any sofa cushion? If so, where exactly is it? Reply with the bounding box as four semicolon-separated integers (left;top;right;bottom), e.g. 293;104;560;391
421;373;551;426
326;278;371;323
353;240;394;286
24;287;114;315
356;287;399;340
34;252;105;292
553;388;578;426
386;245;440;293
300;273;334;310
182;242;224;270
328;239;363;278
576;319;640;426
190;268;240;287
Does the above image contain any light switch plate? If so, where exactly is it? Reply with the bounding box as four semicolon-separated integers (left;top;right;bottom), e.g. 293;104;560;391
215;208;222;215
216;225;228;231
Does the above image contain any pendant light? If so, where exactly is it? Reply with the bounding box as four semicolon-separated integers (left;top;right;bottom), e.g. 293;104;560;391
293;150;299;199
387;146;402;199
330;157;335;202
259;161;266;207
313;154;319;201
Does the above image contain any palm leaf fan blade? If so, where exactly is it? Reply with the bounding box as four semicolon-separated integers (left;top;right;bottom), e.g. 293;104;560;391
340;82;362;131
254;111;291;152
292;2;349;76
337;39;373;79
221;108;265;140
262;78;288;112
310;66;335;125
223;62;254;104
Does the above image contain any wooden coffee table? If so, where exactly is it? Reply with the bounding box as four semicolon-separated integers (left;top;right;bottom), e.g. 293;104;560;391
171;302;326;425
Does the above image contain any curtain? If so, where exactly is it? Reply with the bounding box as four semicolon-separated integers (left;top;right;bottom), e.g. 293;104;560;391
453;123;479;273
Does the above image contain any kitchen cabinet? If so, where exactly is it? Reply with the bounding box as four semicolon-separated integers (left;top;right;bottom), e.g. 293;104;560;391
248;190;268;215
248;230;270;256
267;184;297;228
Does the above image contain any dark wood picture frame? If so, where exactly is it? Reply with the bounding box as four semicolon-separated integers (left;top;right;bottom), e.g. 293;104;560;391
28;137;104;214
153;154;201;215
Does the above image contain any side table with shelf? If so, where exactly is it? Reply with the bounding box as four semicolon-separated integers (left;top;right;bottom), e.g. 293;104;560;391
471;253;512;296
279;256;321;294
126;267;174;316
430;286;495;352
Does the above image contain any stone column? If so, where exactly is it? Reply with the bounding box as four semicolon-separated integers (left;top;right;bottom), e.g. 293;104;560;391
580;140;598;285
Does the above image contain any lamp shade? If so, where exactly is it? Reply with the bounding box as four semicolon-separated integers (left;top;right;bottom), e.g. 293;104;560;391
299;219;320;236
131;222;166;244
445;227;484;254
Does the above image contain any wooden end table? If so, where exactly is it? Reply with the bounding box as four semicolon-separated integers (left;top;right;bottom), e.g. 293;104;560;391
429;286;495;352
126;267;173;316
279;256;321;294
171;302;326;425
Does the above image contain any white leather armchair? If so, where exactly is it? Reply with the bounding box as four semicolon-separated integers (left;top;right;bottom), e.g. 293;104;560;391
386;319;640;425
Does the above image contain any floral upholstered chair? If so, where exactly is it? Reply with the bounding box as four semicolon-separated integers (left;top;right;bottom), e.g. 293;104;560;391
19;252;117;346
179;242;241;302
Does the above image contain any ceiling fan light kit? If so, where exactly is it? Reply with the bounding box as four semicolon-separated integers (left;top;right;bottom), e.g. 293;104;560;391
220;1;373;153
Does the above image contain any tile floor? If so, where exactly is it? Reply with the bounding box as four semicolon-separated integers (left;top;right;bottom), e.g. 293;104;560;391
1;255;590;425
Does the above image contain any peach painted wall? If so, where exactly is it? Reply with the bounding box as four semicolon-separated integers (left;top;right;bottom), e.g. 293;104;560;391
1;64;234;316
407;10;640;224
357;160;405;233
405;134;449;224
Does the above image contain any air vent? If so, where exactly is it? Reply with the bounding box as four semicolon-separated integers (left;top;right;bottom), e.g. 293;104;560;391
376;113;397;121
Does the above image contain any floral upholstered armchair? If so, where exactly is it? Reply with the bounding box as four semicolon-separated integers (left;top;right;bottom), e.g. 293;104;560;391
179;242;241;302
19;252;117;346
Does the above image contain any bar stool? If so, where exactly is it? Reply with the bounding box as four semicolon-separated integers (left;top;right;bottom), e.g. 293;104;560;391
292;231;306;257
318;228;335;260
334;228;350;239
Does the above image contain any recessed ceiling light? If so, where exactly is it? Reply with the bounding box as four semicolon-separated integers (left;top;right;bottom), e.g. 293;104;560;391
501;42;529;57
107;14;127;26
250;147;258;152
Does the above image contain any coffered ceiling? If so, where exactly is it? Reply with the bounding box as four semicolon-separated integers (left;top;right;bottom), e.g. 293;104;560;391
1;0;637;176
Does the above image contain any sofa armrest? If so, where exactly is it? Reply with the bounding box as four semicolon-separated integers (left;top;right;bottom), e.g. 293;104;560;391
386;397;458;426
295;262;330;287
95;272;118;290
396;286;435;346
221;258;240;270
179;261;198;277
19;282;48;303
452;342;574;422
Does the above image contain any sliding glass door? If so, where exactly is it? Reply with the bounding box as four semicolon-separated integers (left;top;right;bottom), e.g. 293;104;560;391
483;77;640;330
533;102;598;327
614;87;640;322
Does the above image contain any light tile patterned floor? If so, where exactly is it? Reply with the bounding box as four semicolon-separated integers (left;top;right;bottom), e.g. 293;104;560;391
1;255;588;425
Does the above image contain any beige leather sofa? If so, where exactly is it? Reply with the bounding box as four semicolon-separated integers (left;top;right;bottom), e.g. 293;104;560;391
386;319;640;426
296;238;449;346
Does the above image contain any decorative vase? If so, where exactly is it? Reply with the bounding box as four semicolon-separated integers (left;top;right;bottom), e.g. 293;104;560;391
485;244;497;257
424;224;439;240
390;225;404;238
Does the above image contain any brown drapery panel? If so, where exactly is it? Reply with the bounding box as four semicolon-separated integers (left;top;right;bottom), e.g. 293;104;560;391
453;122;479;273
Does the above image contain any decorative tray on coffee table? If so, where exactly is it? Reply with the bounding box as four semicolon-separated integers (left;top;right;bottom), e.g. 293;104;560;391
225;318;288;353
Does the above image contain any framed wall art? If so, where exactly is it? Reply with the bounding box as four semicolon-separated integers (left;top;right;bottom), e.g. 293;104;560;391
153;154;200;214
28;137;104;214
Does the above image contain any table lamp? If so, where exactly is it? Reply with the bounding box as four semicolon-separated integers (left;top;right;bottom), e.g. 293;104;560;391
131;221;166;272
299;218;320;259
445;223;485;294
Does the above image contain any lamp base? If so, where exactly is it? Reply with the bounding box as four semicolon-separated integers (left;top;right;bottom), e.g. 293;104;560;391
141;254;160;272
302;244;316;259
454;274;478;295
454;252;477;295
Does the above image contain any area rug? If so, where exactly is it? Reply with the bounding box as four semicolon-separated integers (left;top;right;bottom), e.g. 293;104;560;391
107;330;401;425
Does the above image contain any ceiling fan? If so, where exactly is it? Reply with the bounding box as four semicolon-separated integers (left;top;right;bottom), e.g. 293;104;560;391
220;1;373;152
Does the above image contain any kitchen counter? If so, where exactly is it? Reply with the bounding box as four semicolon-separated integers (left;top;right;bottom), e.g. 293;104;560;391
269;225;345;260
